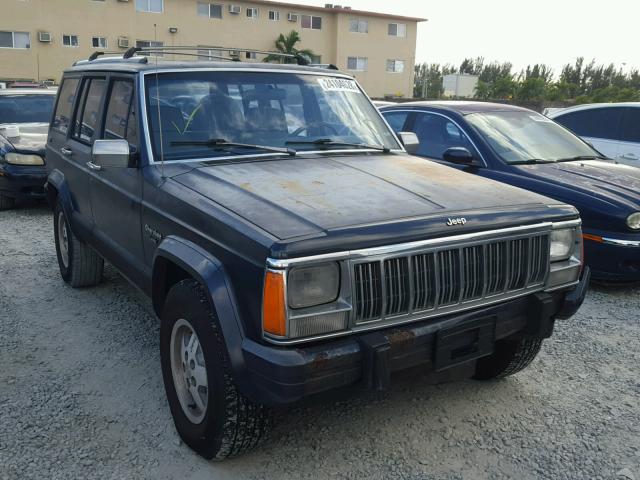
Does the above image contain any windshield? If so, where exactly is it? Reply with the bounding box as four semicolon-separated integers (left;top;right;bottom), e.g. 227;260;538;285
0;94;55;124
466;111;600;164
144;71;400;161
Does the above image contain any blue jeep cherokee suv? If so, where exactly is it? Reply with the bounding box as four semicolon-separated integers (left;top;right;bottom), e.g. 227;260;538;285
45;48;589;460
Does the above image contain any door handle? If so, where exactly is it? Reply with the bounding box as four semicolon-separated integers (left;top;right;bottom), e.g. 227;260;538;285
86;161;102;171
60;147;73;156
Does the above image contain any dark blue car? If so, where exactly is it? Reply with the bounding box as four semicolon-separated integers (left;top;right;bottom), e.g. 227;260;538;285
381;101;640;282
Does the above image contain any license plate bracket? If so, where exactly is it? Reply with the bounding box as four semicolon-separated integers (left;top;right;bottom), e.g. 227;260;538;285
434;317;496;372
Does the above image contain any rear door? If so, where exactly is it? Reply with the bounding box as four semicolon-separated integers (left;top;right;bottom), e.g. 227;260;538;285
88;75;146;283
47;76;95;234
553;107;623;159
617;107;640;166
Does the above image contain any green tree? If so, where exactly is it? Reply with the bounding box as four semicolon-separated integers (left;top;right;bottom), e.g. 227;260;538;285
263;30;315;64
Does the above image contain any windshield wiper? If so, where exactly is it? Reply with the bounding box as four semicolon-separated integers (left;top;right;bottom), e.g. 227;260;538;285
554;155;608;162
170;138;296;156
285;138;390;153
509;158;556;165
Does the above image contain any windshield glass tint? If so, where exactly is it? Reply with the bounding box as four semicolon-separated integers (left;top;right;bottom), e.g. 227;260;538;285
0;94;55;124
466;111;598;163
145;71;399;161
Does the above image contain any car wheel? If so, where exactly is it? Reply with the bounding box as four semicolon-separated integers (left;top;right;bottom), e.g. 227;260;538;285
0;194;15;210
53;202;104;287
473;338;543;380
160;279;271;460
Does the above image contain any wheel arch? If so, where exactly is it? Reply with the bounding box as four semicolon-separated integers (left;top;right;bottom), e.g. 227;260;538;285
152;236;249;387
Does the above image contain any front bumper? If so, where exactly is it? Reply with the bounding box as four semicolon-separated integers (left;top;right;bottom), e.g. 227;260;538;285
240;277;588;406
0;163;47;200
584;231;640;281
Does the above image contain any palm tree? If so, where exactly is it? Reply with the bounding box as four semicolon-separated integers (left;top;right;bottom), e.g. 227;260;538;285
263;30;315;64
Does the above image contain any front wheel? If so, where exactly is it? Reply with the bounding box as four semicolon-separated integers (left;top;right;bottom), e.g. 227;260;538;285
473;338;543;380
160;279;271;460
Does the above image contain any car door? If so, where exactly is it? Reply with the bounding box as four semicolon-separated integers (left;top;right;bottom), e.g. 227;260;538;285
553;107;623;160
88;75;146;284
617;107;640;167
47;76;96;234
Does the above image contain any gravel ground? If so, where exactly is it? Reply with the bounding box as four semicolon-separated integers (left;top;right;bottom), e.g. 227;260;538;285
1;204;639;480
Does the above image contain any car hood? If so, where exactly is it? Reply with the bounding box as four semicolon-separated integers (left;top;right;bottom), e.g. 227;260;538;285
0;123;48;155
514;160;640;210
173;153;556;241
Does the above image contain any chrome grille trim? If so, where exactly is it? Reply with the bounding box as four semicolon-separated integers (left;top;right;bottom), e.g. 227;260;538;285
351;231;550;326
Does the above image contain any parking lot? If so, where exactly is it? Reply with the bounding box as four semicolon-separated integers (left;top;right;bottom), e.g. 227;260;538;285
1;204;639;480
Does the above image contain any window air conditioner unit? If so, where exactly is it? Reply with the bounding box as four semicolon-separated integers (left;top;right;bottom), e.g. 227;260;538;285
117;0;130;2
287;13;298;21
118;37;130;48
228;5;241;14
38;32;52;43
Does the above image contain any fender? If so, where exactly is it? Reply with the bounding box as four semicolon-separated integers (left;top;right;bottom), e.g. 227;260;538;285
152;236;253;395
45;169;92;241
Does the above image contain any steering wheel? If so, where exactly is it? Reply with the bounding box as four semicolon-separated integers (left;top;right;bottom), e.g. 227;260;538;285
291;122;339;137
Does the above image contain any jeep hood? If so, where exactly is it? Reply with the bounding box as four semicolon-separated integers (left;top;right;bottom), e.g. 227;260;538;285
173;153;558;241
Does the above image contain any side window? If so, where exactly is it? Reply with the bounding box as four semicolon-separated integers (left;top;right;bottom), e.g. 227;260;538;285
383;111;409;133
52;78;80;134
620;108;640;143
412;113;475;160
72;78;106;143
103;79;137;145
555;108;623;141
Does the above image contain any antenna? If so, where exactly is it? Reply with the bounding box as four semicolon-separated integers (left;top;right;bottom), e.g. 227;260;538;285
153;23;165;179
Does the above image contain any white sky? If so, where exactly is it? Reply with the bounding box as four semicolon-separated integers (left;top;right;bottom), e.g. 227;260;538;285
278;0;640;77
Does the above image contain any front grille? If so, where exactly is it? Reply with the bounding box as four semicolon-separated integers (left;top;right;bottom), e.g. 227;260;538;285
352;233;549;324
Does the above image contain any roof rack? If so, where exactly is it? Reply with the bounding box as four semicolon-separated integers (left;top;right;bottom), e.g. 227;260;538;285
77;45;314;66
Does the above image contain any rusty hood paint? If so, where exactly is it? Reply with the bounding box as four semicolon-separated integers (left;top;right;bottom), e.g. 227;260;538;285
172;153;557;240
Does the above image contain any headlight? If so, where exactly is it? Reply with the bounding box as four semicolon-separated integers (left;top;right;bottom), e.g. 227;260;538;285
549;228;575;261
287;262;340;309
5;153;45;166
626;212;640;230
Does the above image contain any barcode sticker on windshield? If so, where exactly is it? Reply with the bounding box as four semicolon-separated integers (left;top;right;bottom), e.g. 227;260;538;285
317;78;361;93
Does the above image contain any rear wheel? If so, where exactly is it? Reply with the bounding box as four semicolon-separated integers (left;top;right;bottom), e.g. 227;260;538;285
473;338;543;380
160;279;271;460
53;202;104;287
0;194;15;211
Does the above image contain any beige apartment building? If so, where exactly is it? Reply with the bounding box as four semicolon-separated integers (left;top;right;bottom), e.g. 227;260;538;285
0;0;424;98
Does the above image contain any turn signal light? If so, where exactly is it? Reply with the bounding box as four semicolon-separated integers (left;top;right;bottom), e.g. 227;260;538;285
582;233;603;243
263;270;287;337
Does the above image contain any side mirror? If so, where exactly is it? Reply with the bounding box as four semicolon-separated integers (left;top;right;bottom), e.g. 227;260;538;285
92;139;133;168
443;147;476;165
398;132;419;155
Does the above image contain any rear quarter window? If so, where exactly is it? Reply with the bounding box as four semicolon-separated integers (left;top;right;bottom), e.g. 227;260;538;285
555;107;623;141
52;78;80;134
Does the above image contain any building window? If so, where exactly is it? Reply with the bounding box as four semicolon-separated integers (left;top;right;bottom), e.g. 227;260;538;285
246;7;258;18
245;51;257;59
268;10;280;21
388;23;407;37
92;36;107;49
136;40;164;56
0;31;30;49
309;54;321;64
349;18;368;33
301;15;322;30
63;34;79;47
136;0;163;13
197;2;222;19
197;46;223;60
347;56;367;71
386;59;405;73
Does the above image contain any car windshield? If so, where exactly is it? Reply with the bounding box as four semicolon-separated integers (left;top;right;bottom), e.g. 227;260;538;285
144;71;400;161
0;94;55;124
466;111;600;164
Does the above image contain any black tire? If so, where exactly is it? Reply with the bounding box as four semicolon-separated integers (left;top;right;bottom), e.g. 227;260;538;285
0;194;15;211
160;279;271;460
473;338;543;380
53;201;104;287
